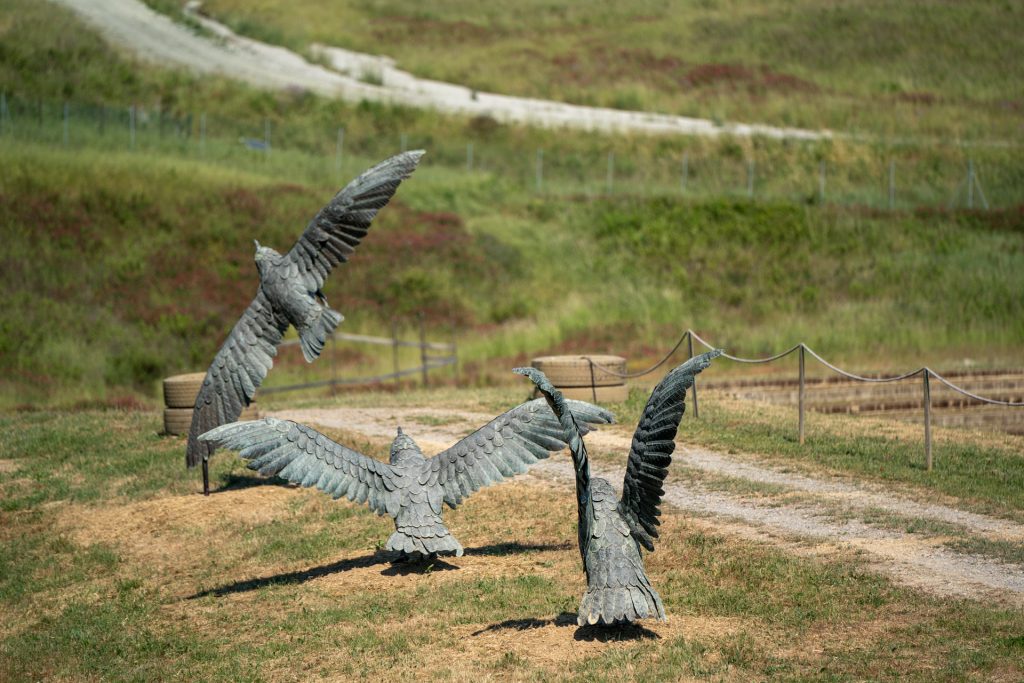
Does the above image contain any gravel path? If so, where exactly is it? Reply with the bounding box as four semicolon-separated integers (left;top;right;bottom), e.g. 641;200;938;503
270;406;1024;606
52;0;829;140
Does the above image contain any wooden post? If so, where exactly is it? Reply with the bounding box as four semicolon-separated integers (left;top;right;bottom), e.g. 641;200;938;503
688;331;699;419
418;313;428;387
798;344;806;445
923;370;932;471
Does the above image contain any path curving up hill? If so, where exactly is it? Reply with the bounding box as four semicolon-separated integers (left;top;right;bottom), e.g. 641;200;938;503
51;0;829;140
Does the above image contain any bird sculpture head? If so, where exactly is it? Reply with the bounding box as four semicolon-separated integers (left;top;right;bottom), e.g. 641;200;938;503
389;426;423;465
252;240;280;276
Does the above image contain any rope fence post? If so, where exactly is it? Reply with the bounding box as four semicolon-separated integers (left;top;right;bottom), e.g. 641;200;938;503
687;330;699;418
798;343;806;445
924;369;933;471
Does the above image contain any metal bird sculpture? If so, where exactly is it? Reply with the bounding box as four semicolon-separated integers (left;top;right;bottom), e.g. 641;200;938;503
515;350;720;626
186;151;424;494
199;397;614;560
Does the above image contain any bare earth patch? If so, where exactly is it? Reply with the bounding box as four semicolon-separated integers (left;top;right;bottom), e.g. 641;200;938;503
272;406;1024;607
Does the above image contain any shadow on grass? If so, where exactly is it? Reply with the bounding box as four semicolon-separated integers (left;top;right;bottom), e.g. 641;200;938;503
211;472;295;492
464;541;572;557
472;613;660;641
187;541;565;598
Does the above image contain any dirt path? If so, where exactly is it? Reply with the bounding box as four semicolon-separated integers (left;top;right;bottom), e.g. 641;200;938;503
271;406;1024;606
52;0;828;140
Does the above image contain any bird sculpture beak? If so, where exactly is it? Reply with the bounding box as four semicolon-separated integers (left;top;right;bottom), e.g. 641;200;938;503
396;426;404;436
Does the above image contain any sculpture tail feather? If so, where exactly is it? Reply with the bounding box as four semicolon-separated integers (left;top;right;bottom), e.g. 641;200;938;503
386;524;464;558
298;307;343;363
578;574;665;626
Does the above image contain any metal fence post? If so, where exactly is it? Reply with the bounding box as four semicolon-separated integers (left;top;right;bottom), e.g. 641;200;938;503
129;104;136;149
606;152;614;194
62;102;69;146
418;313;428;386
466;142;473;172
687;330;699;418
888;160;895;210
391;319;400;385
818;160;825;204
199;112;206;156
798;344;806;445
923;369;932;471
264;118;271;158
681;152;689;194
747;158;754;198
535;149;543;192
335;127;344;176
967;159;974;210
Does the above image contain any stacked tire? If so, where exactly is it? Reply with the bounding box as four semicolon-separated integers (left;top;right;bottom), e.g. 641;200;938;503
162;372;258;435
530;355;629;403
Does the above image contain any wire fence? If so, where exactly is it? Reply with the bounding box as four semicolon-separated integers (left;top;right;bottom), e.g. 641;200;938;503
261;317;457;395
583;329;1024;471
1;91;1021;209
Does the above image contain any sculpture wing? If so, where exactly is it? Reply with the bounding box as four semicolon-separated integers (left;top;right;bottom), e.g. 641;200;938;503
620;350;720;551
513;367;596;568
284;150;423;293
186;290;290;468
421;398;613;509
200;417;400;517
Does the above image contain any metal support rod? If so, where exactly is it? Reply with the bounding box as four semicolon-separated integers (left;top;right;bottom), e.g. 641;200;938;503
535;149;543;192
687;330;700;419
818;160;826;204
681;152;689;194
888;160;895;210
200;112;206;155
264;118;271;157
63;102;69;146
418;313;428;387
466;142;473;172
202;459;210;496
129;105;136;149
391;320;400;385
606;152;614;194
798;344;806;445
747;159;754;198
924;370;933;471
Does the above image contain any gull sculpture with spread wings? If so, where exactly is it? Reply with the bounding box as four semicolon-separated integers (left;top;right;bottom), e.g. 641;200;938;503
186;151;423;494
515;350;720;625
199;396;613;560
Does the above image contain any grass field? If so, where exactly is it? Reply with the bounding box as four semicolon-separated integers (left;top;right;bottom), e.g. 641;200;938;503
1;393;1023;681
179;0;1024;142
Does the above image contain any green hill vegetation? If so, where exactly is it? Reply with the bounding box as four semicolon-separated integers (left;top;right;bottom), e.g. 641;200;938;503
184;0;1023;141
0;0;1022;408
